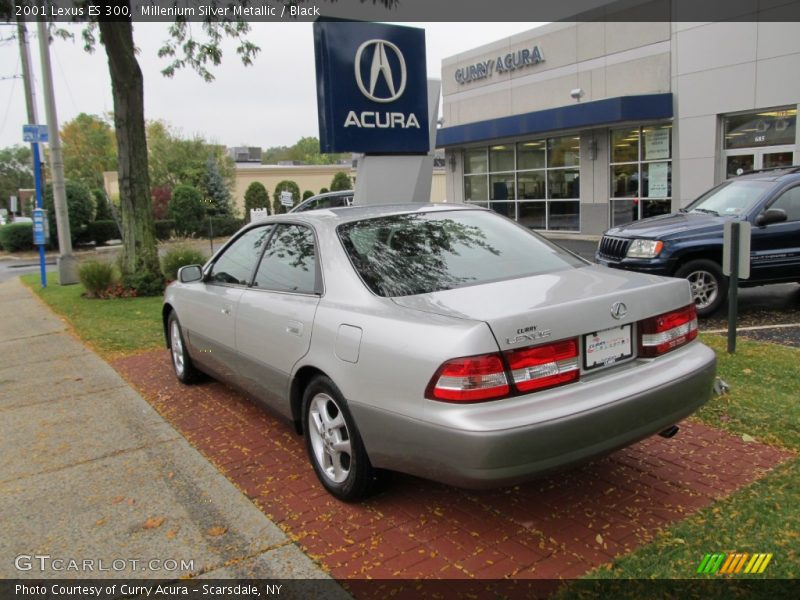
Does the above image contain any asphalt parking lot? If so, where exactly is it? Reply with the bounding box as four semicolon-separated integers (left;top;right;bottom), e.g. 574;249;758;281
551;237;800;348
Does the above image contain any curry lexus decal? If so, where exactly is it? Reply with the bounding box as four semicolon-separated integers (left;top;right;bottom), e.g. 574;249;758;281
506;325;552;345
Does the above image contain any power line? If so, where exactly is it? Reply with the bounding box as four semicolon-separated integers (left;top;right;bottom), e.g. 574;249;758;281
0;56;20;140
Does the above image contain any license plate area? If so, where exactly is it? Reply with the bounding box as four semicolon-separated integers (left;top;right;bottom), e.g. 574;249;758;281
584;325;633;371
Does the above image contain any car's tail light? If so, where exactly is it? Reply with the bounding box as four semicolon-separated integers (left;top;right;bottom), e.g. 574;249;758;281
505;339;580;393
426;353;509;402
639;304;698;357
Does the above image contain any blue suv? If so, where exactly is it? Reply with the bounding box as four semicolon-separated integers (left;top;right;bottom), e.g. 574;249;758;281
597;167;800;316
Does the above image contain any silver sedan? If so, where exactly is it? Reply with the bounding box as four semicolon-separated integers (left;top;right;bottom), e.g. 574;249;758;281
163;204;716;501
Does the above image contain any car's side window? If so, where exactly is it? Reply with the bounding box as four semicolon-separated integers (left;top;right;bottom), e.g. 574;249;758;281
208;225;273;285
252;224;318;294
768;187;800;222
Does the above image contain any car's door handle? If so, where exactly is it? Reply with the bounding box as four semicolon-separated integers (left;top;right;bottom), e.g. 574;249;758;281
221;305;232;316
286;321;303;336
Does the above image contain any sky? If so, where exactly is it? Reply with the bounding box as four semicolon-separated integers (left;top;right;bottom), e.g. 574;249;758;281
0;22;544;151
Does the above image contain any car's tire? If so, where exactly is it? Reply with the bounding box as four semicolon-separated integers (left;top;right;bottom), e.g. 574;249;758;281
167;312;201;384
674;259;727;317
302;375;375;502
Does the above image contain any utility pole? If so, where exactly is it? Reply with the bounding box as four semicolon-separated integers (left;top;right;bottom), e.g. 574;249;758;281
36;16;78;285
17;16;47;287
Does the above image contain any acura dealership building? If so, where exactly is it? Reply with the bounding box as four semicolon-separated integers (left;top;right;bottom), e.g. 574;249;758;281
437;19;800;235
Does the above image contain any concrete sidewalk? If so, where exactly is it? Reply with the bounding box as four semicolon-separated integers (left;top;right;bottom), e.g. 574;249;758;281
0;277;344;589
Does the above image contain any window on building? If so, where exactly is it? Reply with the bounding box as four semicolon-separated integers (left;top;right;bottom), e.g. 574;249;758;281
609;124;672;227
462;135;581;231
723;107;796;178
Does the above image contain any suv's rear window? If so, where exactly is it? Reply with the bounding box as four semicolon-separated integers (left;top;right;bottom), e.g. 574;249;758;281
337;210;584;297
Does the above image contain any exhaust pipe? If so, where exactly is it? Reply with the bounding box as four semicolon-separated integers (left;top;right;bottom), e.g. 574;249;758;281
659;425;680;439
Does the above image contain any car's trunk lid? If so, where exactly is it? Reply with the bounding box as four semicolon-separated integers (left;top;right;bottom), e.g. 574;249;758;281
391;265;692;351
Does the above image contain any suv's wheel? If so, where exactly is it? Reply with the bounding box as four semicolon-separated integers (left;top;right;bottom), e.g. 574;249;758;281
674;259;727;317
167;312;201;384
302;376;375;502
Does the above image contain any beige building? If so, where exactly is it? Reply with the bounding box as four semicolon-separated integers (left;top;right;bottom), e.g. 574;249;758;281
438;17;800;235
104;164;447;215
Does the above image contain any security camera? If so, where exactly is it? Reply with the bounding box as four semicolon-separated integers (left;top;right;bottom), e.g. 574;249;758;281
570;88;584;100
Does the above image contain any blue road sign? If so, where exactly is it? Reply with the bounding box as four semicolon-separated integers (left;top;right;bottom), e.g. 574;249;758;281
32;208;49;246
23;124;49;143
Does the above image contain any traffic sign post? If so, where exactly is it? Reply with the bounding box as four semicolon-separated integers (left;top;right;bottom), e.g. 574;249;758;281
24;124;48;288
723;221;751;354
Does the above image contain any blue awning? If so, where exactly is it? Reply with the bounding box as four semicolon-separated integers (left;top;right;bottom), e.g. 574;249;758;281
436;93;673;147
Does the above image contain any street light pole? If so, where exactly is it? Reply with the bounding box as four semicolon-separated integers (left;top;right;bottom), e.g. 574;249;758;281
36;16;78;285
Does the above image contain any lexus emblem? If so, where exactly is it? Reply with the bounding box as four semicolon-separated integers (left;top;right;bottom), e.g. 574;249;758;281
354;39;407;103
611;301;628;320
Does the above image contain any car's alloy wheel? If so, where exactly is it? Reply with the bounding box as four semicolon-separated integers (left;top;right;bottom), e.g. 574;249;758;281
302;376;374;501
675;259;727;317
167;312;201;384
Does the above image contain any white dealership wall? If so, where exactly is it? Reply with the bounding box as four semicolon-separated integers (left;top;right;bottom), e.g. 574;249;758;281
439;17;800;235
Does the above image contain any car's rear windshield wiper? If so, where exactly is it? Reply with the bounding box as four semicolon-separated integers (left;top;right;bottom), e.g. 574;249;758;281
691;208;720;216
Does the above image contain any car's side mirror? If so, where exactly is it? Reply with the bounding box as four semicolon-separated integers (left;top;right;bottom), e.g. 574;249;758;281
756;208;788;227
178;264;203;283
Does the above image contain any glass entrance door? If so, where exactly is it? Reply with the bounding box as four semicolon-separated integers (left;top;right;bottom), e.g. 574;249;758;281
725;146;795;178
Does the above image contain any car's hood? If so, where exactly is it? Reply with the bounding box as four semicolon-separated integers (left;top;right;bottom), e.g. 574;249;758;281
604;212;728;239
391;265;692;351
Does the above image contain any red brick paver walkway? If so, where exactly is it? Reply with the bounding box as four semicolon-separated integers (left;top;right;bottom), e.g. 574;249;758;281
113;350;793;581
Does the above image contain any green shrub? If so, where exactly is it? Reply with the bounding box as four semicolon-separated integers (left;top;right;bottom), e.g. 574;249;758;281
244;181;270;221
168;185;205;236
330;171;353;191
154;220;175;240
302;190;314;201
205;215;244;237
87;220;120;246
78;261;116;298
272;180;301;215
0;223;34;252
319;187;329;194
44;180;95;245
161;245;208;281
93;189;114;221
122;271;165;297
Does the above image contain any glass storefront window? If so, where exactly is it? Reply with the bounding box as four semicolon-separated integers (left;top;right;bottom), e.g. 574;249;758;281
548;137;580;167
610;124;672;226
490;174;515;200
724;107;797;150
611;128;639;163
464;148;488;174
489;145;515;172
465;175;488;201
462;134;581;232
517;141;546;170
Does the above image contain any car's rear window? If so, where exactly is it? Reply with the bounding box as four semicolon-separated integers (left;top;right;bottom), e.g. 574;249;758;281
337;210;584;297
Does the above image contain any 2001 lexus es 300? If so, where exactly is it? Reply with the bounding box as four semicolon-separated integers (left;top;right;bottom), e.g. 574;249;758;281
163;204;716;501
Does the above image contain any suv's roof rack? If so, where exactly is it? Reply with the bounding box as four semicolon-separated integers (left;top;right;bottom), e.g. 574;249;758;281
738;165;800;176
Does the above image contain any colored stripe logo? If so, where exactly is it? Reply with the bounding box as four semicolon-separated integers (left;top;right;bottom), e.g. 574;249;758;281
697;553;773;574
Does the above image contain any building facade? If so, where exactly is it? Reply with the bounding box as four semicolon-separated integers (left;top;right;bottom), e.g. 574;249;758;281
437;20;800;235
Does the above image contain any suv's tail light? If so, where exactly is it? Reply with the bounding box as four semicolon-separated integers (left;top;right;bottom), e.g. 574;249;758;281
639;304;698;357
426;353;509;402
505;339;579;392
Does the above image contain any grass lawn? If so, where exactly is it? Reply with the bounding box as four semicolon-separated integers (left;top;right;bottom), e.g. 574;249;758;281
20;271;164;358
16;273;800;582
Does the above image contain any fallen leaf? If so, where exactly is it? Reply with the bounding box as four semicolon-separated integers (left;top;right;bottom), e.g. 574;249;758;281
111;496;125;504
127;498;136;506
207;526;227;537
166;529;179;540
143;517;165;530
742;368;753;375
167;472;175;480
596;534;604;545
741;433;756;443
95;517;107;527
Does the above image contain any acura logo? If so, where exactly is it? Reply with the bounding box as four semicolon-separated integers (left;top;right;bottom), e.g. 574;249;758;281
611;301;628;320
354;39;407;103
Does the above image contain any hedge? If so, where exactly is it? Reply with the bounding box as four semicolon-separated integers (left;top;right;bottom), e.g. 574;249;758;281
0;223;35;252
86;220;120;246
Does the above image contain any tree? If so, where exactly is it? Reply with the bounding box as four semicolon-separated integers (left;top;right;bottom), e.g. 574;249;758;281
330;171;353;191
203;155;233;217
60;113;117;191
244;182;270;221
0;145;33;206
272;180;300;215
168;185;205;237
146;120;234;192
302;190;314;201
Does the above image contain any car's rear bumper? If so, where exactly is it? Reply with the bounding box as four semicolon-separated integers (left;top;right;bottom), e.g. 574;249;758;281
350;342;716;489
